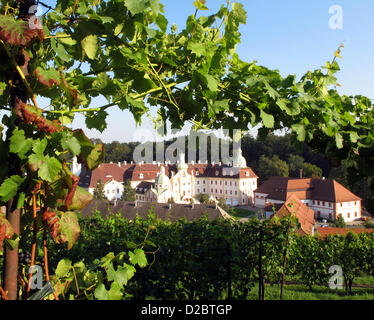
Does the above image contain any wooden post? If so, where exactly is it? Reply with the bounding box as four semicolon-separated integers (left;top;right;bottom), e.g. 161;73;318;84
3;199;20;300
2;0;36;300
227;242;232;300
258;225;264;300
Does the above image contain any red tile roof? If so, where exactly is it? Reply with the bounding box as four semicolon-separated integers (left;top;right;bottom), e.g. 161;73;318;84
315;227;373;238
273;194;316;236
80;162;258;189
255;176;361;203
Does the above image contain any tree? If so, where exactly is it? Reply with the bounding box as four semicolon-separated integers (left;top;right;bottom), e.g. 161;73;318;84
288;154;305;177
197;193;209;204
332;215;347;228
93;179;106;200
257;155;289;183
301;162;322;178
122;180;136;202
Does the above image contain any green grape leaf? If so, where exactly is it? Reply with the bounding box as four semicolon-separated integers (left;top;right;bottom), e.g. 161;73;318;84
61;132;81;156
55;259;72;278
94;282;123;300
9;128;33;160
260;110;274;129
124;0;150;15
72;129;105;170
38;156;62;182
129;249;147;268
85;110;108;133
81;34;98;60
0;175;26;203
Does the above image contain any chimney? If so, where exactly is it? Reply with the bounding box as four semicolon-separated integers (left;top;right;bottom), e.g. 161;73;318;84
212;161;215;166
205;160;208;164
191;160;195;165
118;162;121;167
131;161;133;164
219;162;222;166
198;160;201;164
153;161;156;165
157;162;160;166
124;161;127;165
299;168;303;178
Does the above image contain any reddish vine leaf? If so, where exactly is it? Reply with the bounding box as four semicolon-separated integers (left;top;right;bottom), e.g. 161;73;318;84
0;212;15;252
20;102;64;134
43;210;80;250
65;174;79;208
34;67;61;88
0;15;44;46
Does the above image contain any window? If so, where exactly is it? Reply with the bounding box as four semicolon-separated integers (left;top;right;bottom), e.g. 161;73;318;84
203;188;205;192
215;181;217;185
347;212;350;218
355;212;358;217
235;182;237;186
139;173;144;179
322;202;325;206
230;182;232;186
196;171;199;176
216;171;219;176
235;191;237;195
197;181;200;185
317;201;320;205
203;180;205;184
225;181;227;186
230;190;232;195
245;172;249;176
313;200;315;205
340;203;343;207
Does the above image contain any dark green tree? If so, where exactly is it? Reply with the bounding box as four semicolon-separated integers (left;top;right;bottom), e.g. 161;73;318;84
122;179;136;201
197;193;209;204
93;179;107;200
257;155;289;183
332;215;347;228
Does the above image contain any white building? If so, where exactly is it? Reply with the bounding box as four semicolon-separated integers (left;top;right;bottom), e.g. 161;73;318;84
76;152;258;206
254;176;362;222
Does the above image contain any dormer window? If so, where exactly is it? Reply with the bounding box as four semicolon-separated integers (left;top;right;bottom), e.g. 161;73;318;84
196;171;199;176
245;172;249;177
216;171;219;176
139;173;144;179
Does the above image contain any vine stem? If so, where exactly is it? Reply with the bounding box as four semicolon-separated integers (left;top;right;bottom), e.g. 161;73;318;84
26;194;38;298
0;281;9;300
0;40;39;109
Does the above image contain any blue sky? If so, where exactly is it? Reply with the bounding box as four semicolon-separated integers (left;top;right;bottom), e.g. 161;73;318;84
40;1;374;142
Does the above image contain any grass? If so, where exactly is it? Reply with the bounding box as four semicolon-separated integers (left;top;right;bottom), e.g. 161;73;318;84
227;207;256;220
246;283;374;300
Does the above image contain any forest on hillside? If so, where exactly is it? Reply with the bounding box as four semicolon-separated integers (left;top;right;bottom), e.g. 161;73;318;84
91;133;373;214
